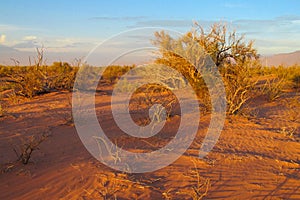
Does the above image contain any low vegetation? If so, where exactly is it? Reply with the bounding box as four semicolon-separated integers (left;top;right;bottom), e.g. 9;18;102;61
260;65;300;88
0;23;299;199
0;24;299;117
0;60;78;98
0;103;6;117
13;131;50;165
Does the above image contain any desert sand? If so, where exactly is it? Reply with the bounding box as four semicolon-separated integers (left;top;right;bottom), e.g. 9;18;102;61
0;84;299;199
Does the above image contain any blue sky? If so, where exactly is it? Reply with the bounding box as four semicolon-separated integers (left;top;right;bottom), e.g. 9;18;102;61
1;0;300;64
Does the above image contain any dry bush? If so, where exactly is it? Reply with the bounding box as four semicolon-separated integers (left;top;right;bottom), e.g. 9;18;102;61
221;61;258;114
93;136;123;166
261;77;285;102
261;65;298;78
261;65;300;89
102;65;134;83
283;97;300;122
278;127;297;138
74;64;132;91
0;103;6;117
238;106;260;120
153;31;210;111
2;63;78;98
129;83;177;125
114;77;139;93
74;64;102;91
3;66;44;98
188;171;210;199
83;173;130;200
162;160;210;200
0;90;6;117
1;48;78;98
46;61;78;91
185;160;210;200
258;65;300;101
49;94;73;125
153;23;260;115
0;67;16;93
13;132;50;164
7;48;47;97
292;74;300;89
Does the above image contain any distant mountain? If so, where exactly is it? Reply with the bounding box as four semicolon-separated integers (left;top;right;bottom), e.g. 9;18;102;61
1;43;299;67
261;51;300;66
0;44;19;53
0;45;23;65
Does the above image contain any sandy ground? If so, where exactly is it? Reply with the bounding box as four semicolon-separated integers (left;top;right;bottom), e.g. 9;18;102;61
0;87;299;199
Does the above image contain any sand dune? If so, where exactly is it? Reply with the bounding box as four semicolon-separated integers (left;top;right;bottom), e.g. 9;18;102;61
0;88;299;199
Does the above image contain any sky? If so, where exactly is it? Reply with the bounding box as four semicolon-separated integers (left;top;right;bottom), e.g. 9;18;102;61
1;0;300;65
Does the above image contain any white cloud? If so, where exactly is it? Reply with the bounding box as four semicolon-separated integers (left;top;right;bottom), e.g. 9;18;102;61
13;40;40;49
23;35;37;41
0;34;6;43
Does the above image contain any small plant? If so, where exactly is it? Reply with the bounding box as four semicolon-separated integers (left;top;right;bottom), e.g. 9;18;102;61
292;74;300;89
162;189;174;200
83;173;128;200
188;160;210;200
102;65;134;83
261;77;285;102
0;103;6;117
163;160;210;200
46;61;78;91
221;61;258;115
238;106;260;119
49;94;73;125
278;127;297;138
1;48;79;99
260;65;300;90
128;83;177;126
114;77;138;93
13;132;50;164
93;136;122;165
283;98;300;122
7;91;22;104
